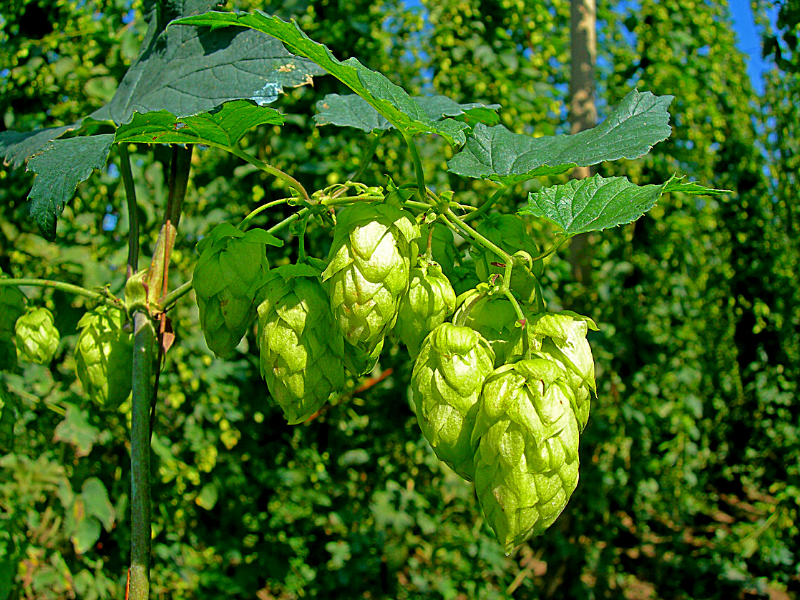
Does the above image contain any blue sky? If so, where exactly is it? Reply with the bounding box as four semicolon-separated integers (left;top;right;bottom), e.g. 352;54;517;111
728;0;770;94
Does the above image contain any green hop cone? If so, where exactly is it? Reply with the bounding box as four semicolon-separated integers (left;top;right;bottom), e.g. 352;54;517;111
322;201;420;359
257;261;346;425
410;323;495;480
15;307;59;364
453;288;535;368
473;214;543;303
0;283;27;370
75;306;133;408
528;312;598;431
472;357;580;555
193;223;282;358
395;261;457;358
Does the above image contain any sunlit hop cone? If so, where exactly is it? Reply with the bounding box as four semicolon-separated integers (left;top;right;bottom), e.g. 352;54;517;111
75;306;133;407
453;288;535;368
410;323;495;481
472;214;543;304
257;261;346;425
395;260;457;358
472;357;581;554
322;201;420;361
15;307;59;364
528;312;598;431
193;223;281;358
0;283;27;370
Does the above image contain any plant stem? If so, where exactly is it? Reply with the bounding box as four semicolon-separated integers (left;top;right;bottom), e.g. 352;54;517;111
443;209;512;265
156;280;193;313
401;132;427;201
531;234;570;262
350;131;383;183
227;146;310;204
463;185;507;222
0;278;123;309
129;311;155;600
238;198;292;230
119;144;139;278
267;208;308;235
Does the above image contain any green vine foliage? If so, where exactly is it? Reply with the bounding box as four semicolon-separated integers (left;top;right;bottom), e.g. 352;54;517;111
0;0;798;599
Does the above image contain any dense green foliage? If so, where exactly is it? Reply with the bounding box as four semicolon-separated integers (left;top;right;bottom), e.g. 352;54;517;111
1;1;798;599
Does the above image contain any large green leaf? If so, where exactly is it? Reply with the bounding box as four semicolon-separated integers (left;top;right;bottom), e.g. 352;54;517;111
314;94;501;132
173;10;471;146
448;90;674;184
27;135;115;241
114;101;284;147
519;174;726;235
81;478;116;532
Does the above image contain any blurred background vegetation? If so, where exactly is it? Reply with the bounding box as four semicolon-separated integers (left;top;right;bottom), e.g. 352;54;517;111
1;0;798;598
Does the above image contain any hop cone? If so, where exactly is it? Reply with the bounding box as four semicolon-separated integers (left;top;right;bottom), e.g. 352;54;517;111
472;358;580;554
15;307;59;364
395;261;457;358
453;288;534;368
528;312;597;430
257;262;346;425
0;284;27;370
473;214;542;303
75;306;133;407
193;223;280;358
322;202;419;358
410;323;495;480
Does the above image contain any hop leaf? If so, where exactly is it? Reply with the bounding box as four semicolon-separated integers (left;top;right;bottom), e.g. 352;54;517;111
257;262;347;424
472;358;580;554
322;201;420;364
0;284;27;370
15;307;59;364
75;306;133;408
193;223;281;358
410;323;495;480
395;261;457;358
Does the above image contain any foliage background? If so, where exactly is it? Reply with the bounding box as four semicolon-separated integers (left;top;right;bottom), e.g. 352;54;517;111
1;0;798;598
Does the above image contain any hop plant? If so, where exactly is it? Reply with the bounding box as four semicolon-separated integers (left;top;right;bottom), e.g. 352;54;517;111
472;357;580;554
75;306;133;408
257;261;346;425
15;307;59;364
410;322;495;480
193;223;281;358
322;200;419;364
472;214;543;304
394;260;457;357
528;312;598;430
0;283;27;370
419;222;458;282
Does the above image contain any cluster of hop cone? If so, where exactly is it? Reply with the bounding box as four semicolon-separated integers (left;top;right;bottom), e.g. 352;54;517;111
194;192;598;555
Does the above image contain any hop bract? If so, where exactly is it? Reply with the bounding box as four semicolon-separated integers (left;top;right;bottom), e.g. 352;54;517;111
322;201;419;359
15;307;59;364
472;358;580;555
395;261;457;358
472;214;543;304
193;223;281;358
75;306;133;408
410;323;495;481
257;262;346;425
0;283;27;370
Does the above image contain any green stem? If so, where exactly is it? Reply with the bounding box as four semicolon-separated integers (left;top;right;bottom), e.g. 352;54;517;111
118;144;139;277
238;198;292;231
0;278;123;309
227;146;310;204
129;311;155;600
463;186;508;222
531;234;570;262
401;132;427;201
267;208;309;236
320;193;384;207
350;131;383;183
297;215;309;262
443;209;513;266
157;280;193;313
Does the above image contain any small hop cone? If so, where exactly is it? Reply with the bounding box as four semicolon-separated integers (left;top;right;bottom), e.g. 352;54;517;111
257;262;346;425
395;261;457;358
0;284;27;370
15;307;59;364
75;306;133;408
410;323;495;480
528;312;598;431
472;358;580;555
193;223;280;358
453;288;535;368
473;214;542;303
322;201;419;361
